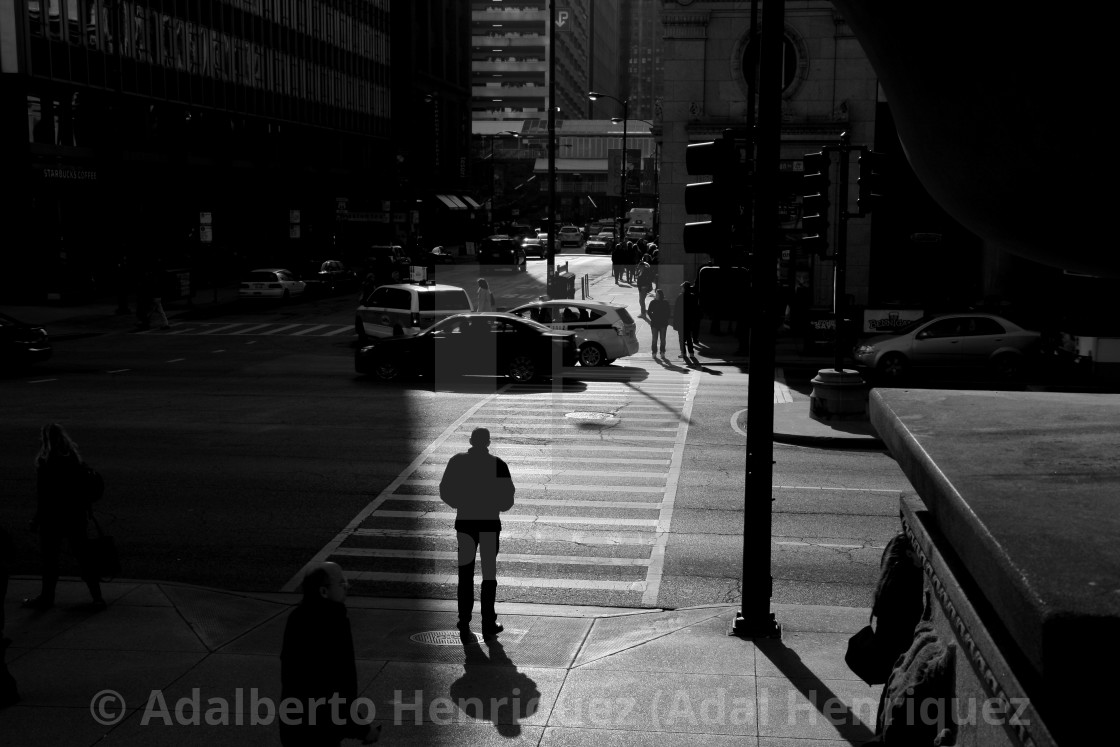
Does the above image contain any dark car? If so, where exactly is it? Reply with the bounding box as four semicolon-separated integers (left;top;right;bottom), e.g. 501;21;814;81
355;312;577;383
477;235;527;272
303;259;358;295
1;312;52;368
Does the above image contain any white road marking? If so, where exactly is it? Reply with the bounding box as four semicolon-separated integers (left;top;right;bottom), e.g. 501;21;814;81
322;325;354;336
230;324;273;335
107;369;130;374
381;494;660;509
333;548;650;566
352;526;656;545
289;324;331;336
345;571;646;592
259;324;304;335
402;479;663;494
28;379;57;384
644;371;699;605
198;323;245;335
166;358;186;363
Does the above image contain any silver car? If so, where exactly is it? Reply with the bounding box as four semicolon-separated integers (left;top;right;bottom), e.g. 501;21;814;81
851;312;1040;380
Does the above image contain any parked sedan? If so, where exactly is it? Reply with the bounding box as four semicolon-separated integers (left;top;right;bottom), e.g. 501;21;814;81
355;312;577;383
477;235;527;272
238;268;307;301
851;312;1040;380
507;299;639;367
1;312;52;368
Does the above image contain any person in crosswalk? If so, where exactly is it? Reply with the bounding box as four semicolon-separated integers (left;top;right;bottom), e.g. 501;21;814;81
439;427;516;638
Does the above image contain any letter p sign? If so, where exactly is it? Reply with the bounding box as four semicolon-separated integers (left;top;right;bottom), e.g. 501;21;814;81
556;10;569;28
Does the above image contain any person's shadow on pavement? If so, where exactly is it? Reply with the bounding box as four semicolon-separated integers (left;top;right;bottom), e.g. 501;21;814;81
449;638;540;737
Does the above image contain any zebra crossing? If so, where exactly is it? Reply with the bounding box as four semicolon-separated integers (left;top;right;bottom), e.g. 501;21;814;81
139;321;356;337
285;369;700;607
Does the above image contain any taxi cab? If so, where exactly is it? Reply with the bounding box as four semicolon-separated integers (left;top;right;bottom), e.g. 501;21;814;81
355;282;474;340
507;299;639;367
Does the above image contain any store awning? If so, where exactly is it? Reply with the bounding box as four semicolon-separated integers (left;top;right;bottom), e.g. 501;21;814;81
532;158;607;174
436;194;469;210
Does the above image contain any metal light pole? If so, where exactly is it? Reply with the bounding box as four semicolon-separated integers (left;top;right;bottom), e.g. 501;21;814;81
547;0;557;275
615;117;657;212
590;92;630;233
732;0;784;641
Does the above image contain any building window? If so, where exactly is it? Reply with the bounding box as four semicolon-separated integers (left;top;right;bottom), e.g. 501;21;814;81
741;30;806;97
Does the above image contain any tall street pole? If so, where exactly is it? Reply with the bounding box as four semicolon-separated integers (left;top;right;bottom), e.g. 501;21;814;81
621;99;629;223
732;0;783;640
547;0;557;275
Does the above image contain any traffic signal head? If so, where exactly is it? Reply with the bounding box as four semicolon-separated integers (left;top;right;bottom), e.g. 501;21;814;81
857;150;887;214
683;131;752;254
800;151;831;255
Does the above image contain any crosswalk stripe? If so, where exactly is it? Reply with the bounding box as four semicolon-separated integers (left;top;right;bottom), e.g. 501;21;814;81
332;548;650;566
382;494;661;509
422;455;671;466
352;527;657;545
322;325;354;336
198;323;245;334
230;324;274;335
259;324;304;335
401;479;664;494
289;324;332;335
448;432;677;442
372;510;659;526
345;571;645;592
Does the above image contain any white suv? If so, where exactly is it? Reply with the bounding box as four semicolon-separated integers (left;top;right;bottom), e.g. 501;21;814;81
355;282;474;340
506;299;639;367
558;225;583;249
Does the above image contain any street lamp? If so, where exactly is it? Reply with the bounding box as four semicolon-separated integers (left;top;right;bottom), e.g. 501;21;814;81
589;91;630;229
612;117;658;217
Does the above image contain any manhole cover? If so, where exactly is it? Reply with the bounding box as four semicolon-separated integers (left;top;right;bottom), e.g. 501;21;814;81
411;630;483;646
410;629;529;646
565;411;619;423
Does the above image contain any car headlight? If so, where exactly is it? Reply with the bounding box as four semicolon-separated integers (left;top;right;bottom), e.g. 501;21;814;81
853;345;876;355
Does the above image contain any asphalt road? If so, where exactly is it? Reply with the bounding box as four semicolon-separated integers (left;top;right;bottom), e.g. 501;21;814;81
0;255;911;611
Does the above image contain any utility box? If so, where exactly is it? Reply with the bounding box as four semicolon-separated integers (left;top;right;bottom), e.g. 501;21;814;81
548;271;575;299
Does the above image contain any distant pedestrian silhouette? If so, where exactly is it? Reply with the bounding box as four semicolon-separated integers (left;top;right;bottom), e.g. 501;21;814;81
22;423;105;610
439;428;515;637
280;561;380;746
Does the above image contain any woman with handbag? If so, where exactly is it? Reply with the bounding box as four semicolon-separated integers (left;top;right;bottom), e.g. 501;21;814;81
22;423;106;610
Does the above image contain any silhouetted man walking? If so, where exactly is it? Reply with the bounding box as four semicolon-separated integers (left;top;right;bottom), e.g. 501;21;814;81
440;428;515;638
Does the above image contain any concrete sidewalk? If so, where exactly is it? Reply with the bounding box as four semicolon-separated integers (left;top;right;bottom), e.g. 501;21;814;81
1;577;882;745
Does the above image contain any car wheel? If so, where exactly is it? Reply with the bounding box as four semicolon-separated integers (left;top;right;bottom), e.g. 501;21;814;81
373;359;402;381
877;352;908;380
991;352;1023;379
578;342;608;367
508;355;537;383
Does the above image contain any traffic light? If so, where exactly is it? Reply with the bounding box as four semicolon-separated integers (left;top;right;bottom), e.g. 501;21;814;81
857;150;886;215
800;151;831;255
683;131;737;254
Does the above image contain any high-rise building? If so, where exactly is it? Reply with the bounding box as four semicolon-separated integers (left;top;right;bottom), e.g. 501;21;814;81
0;1;473;302
623;0;663;122
470;0;591;121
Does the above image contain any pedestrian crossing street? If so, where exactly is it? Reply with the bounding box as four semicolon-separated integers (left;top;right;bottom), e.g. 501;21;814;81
287;369;701;607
